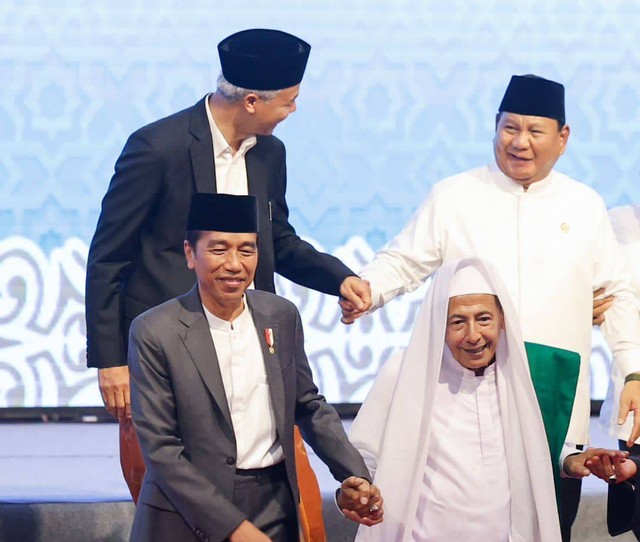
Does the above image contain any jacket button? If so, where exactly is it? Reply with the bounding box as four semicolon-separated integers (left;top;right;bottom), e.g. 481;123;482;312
226;457;236;465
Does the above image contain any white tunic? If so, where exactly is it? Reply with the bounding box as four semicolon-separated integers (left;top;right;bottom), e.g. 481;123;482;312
203;301;284;469
361;164;640;443
412;356;510;542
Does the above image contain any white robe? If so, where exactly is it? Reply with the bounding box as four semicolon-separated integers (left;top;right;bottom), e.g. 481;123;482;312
350;258;561;542
360;163;640;443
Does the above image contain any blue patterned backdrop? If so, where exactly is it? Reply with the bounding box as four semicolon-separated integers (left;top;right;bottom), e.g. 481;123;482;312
1;0;639;407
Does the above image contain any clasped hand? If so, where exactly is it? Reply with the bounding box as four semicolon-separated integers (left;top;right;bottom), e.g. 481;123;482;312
337;476;384;526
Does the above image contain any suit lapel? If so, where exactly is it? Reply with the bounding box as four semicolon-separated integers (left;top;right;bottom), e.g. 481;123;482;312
178;286;232;427
246;293;287;440
188;96;217;194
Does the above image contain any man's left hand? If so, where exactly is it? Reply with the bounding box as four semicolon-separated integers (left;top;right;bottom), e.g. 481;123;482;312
618;379;640;446
337;476;384;526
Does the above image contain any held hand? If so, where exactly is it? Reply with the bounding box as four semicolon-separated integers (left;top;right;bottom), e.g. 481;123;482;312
98;365;131;420
228;520;271;542
585;453;637;484
563;447;629;478
618;380;640;446
339;277;371;325
337;477;384;526
592;287;614;326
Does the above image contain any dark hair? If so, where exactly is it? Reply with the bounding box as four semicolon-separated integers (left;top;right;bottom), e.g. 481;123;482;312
185;230;203;251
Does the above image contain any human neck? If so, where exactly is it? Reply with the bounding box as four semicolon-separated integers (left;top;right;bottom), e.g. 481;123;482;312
201;291;245;322
208;93;252;153
473;356;496;376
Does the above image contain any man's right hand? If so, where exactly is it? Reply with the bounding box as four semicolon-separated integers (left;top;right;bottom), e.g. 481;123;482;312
339;276;372;325
593;287;614;326
98;365;131;420
229;520;271;541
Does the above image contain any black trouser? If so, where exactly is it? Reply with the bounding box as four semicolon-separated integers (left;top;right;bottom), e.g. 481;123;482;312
232;462;298;542
559;476;582;542
619;440;640;541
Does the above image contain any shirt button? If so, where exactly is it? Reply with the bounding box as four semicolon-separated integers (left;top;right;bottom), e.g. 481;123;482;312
226;457;236;465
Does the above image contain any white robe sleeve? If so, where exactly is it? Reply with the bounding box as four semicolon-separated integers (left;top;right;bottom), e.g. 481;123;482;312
348;352;404;479
360;188;444;310
594;201;640;377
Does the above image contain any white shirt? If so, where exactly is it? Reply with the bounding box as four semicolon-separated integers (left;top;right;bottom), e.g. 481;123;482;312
412;357;510;542
361;164;640;443
203;301;283;468
205;94;256;195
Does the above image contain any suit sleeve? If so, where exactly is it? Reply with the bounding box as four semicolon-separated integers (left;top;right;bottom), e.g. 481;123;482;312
290;307;371;482
608;456;640;536
128;316;247;541
85;130;163;368
270;145;355;296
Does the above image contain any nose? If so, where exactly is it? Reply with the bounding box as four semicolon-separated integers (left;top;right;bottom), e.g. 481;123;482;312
511;131;530;150
465;323;482;343
224;251;242;271
290;101;297;114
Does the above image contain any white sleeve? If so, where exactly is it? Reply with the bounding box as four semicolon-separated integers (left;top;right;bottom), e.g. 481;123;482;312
595;201;640;377
360;188;444;310
348;352;404;479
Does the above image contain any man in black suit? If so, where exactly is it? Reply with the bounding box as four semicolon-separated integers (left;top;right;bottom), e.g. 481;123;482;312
85;29;369;512
128;193;383;542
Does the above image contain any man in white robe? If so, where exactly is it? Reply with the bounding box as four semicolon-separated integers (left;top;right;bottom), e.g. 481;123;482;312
341;74;640;540
349;258;626;542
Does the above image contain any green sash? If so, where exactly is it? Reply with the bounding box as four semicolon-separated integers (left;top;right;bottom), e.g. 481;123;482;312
525;341;581;509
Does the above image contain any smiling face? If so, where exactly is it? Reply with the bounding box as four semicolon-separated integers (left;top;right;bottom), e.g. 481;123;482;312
445;294;504;372
493;112;570;188
184;231;258;321
245;84;300;135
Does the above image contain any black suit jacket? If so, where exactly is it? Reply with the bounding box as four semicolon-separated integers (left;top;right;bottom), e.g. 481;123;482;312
128;287;370;542
86;96;354;368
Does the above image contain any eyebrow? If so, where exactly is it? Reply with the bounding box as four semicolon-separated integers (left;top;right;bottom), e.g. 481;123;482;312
447;310;493;321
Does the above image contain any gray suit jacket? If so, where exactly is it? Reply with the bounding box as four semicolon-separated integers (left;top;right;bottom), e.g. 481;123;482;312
128;286;369;542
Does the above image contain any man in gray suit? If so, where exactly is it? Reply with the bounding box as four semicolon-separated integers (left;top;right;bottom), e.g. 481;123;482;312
128;193;383;542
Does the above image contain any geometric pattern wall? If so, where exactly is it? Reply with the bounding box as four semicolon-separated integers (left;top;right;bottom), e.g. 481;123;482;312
1;0;639;406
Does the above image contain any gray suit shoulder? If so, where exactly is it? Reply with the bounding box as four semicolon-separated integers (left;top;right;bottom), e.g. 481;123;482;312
246;289;297;315
131;297;184;332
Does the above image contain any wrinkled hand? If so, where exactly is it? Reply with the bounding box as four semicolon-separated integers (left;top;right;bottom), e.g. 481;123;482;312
229;520;271;541
98;365;131;420
339;276;371;325
337;476;384;526
585;452;637;484
563;447;629;478
592;287;614;326
618;379;640;446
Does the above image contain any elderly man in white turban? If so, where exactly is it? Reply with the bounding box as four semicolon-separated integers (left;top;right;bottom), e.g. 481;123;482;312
349;258;626;542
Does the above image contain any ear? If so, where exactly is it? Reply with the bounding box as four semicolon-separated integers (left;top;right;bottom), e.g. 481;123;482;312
559;124;570;150
184;240;196;270
243;93;259;114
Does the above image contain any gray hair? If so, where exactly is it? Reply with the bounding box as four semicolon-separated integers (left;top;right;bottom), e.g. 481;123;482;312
216;74;281;103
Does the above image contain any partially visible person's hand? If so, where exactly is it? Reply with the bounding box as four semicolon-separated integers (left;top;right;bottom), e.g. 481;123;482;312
586;452;637;484
618;379;640;446
337;477;384;526
592;287;614;326
339;277;371;325
98;365;131;420
229;520;271;541
563;447;628;478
